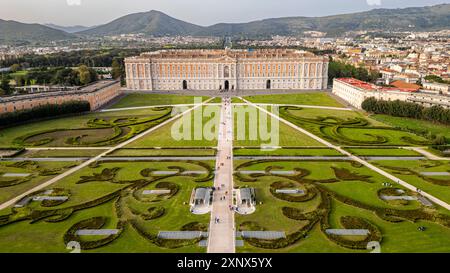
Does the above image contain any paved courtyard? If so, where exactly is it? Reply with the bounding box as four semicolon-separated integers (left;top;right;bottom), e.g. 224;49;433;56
207;97;236;253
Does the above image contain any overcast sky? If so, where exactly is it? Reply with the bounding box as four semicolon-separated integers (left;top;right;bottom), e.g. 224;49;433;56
0;0;449;27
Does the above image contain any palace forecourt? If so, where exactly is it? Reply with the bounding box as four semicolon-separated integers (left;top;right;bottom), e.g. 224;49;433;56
125;49;329;91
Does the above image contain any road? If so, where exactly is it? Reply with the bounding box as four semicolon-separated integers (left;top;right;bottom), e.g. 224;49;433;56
240;97;450;211
207;97;236;253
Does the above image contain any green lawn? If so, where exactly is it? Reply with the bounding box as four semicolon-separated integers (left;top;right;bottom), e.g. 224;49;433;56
109;94;209;109
208;97;222;104
372;160;450;202
21;149;106;158
233;105;324;147
234;159;450;253
280;107;430;147
108;148;216;157
0;161;81;204
233;148;341;156
345;148;422;157
0;160;214;253
0;108;171;148
372;114;450;142
128;106;219;148
243;92;344;108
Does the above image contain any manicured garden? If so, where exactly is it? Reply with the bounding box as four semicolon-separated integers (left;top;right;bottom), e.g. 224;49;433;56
233;105;323;147
243;92;345;108
108;148;216;157
371;114;450;141
234;159;450;253
279;106;430;146
0;161;81;204
0;160;215;252
345;148;422;157
233;148;341;156
1;91;449;253
128;106;220;148
0;107;172;148
109;94;208;109
371;160;450;202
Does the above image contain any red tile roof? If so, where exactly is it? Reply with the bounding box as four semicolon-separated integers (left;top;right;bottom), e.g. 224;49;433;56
337;78;418;93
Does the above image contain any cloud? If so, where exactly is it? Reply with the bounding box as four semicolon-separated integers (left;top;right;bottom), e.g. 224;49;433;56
366;0;382;6
66;0;82;6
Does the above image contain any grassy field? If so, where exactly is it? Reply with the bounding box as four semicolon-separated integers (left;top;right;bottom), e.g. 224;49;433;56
109;94;209;109
108;148;216;157
0;108;172;148
208;97;222;104
0;161;81;204
0;160;214;253
127;106;219;148
21;149;107;158
345;148;422;157
233;105;324;147
1;92;449;253
372;114;450;141
234;159;450;253
233;148;341;156
372;160;450;202
280;107;430;147
243;92;344;108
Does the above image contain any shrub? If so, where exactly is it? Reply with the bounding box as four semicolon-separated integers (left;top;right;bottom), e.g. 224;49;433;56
181;222;208;232
63;217;123;250
362;97;450;128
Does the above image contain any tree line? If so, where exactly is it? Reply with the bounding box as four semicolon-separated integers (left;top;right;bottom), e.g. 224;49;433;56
0;48;147;68
328;60;380;85
362;97;449;145
362;97;450;125
0;101;90;128
0;65;98;96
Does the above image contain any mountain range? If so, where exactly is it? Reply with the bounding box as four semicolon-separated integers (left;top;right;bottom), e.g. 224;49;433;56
0;4;449;44
44;24;94;33
79;4;450;38
0;19;75;44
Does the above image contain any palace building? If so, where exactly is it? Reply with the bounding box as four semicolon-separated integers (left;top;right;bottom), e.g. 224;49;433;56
124;49;329;91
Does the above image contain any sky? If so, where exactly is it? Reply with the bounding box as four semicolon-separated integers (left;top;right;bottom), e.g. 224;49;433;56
0;0;449;27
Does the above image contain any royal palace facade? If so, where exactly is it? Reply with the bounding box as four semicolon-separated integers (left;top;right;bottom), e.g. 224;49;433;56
125;49;328;91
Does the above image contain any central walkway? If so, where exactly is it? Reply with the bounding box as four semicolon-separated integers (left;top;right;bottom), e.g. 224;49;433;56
207;97;235;253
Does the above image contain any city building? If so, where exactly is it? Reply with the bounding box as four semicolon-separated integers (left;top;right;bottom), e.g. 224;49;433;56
423;81;450;94
332;78;450;109
0;80;121;114
125;49;329;91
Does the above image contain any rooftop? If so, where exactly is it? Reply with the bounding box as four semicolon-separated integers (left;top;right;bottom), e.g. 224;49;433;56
336;78;418;93
128;49;322;61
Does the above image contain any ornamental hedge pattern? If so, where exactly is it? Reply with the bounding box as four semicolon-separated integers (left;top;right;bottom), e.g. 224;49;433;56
235;159;450;250
0;160;215;250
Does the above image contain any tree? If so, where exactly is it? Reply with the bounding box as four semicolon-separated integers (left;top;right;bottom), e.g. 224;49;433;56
0;78;11;95
328;61;379;84
9;64;21;73
111;59;122;79
78;65;97;85
433;134;446;146
14;75;26;87
362;97;450;127
424;75;445;83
